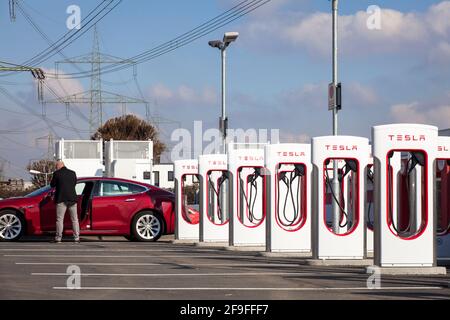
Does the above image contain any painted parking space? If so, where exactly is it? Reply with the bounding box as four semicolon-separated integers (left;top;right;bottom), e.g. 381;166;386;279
1;236;449;300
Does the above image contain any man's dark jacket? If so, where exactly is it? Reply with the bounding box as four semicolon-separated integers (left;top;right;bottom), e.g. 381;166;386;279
50;167;77;204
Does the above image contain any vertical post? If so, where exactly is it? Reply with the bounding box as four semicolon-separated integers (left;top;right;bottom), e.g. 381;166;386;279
331;0;340;233
332;0;339;136
220;49;228;222
221;48;227;154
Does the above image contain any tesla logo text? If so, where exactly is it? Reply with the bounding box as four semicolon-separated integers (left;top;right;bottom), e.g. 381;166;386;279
276;151;306;157
438;146;449;152
325;145;358;151
181;165;198;170
387;134;426;142
237;156;264;161
207;160;226;166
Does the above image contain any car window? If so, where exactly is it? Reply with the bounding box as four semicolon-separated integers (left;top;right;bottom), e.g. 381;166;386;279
128;183;147;194
75;182;86;196
25;186;51;198
97;181;146;197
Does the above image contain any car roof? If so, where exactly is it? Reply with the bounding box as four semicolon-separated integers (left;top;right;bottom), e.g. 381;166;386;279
77;176;169;192
78;176;148;186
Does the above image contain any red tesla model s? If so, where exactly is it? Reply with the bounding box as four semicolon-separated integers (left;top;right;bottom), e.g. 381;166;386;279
0;177;189;242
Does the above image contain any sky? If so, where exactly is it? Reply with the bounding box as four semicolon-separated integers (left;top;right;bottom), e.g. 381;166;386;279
0;0;449;179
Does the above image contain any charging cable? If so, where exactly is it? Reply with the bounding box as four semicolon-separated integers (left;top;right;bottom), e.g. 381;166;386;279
437;160;450;235
239;168;263;224
208;171;229;222
367;167;374;230
324;160;357;228
277;164;305;227
388;152;423;236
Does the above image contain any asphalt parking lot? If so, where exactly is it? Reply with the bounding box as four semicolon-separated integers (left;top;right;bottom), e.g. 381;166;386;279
0;235;449;300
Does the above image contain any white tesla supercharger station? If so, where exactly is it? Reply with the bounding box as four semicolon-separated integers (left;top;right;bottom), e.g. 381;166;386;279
312;136;369;260
104;140;153;184
228;143;266;247
198;154;229;243
265;143;311;253
174;159;200;241
366;155;375;256
372;124;438;267
55;139;104;177
436;136;450;261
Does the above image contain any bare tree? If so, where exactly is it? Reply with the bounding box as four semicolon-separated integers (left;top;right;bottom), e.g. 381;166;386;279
91;114;166;163
27;159;55;188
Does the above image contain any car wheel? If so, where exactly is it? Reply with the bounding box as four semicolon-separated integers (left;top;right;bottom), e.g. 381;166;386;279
132;211;164;242
0;210;25;242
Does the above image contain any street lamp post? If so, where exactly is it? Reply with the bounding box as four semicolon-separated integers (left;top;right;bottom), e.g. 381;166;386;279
209;32;239;154
331;0;340;234
208;32;239;224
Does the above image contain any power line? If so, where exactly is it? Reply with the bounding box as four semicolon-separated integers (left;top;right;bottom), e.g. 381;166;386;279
21;0;62;25
2;135;42;149
0;155;29;175
0;0;121;77
45;26;150;136
0;86;58;136
0;80;34;86
0;105;62;116
22;0;116;66
16;2;92;129
15;1;86;75
46;0;271;79
54;0;267;78
25;0;123;68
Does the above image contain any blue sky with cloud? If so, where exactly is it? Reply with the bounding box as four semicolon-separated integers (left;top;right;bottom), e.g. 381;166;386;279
0;0;449;178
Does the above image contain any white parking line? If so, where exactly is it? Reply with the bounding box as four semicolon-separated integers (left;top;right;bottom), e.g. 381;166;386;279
17;263;161;266
0;249;216;252
5;254;257;258
17;262;301;267
0;239;177;249
52;286;444;291
33;272;348;277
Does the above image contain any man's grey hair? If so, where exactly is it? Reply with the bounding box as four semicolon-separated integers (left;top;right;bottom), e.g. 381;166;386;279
55;160;65;168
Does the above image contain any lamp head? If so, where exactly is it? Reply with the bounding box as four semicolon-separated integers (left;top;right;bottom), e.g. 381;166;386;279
223;32;239;44
208;40;223;49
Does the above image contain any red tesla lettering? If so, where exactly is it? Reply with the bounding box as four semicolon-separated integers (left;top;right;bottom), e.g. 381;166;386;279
389;134;426;142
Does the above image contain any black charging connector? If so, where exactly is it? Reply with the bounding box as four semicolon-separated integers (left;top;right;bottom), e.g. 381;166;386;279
387;151;425;236
324;159;357;229
276;164;305;227
208;171;229;222
239;167;263;224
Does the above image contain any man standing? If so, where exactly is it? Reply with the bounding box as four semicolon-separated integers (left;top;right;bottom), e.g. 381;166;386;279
50;160;80;243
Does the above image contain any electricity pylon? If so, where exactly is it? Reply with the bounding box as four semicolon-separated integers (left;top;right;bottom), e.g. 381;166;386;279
35;132;55;160
45;25;149;136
